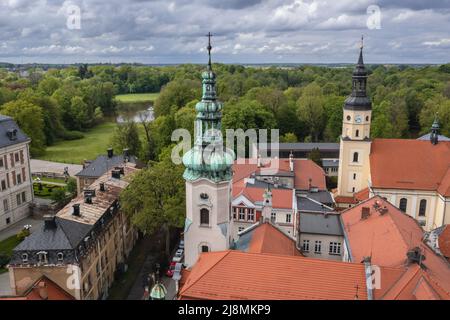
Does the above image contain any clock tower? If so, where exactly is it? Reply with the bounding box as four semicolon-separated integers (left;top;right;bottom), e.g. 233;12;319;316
336;38;372;203
182;33;235;267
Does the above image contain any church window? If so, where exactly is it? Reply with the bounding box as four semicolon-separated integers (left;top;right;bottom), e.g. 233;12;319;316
200;193;209;200
366;116;369;121
201;245;209;253
419;199;427;217
353;152;359;163
200;208;209;225
355;129;359;137
353;173;357;180
347;115;351;121
399;198;408;212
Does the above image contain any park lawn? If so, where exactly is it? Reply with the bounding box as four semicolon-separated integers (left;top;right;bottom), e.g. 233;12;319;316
32;177;67;184
115;93;159;103
0;235;21;258
37;122;116;164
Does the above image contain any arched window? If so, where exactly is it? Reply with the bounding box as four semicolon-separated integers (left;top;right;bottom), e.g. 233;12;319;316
21;253;28;263
399;198;408;212
200;208;209;225
355;129;360;137
57;252;64;262
419;199;427;217
201;245;209;253
353;152;359;163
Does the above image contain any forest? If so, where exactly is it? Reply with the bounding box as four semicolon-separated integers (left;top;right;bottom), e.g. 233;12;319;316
1;62;450;160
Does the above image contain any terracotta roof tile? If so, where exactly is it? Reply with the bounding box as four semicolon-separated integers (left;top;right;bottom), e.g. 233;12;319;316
341;196;450;298
243;222;301;256
370;139;450;196
180;251;369;300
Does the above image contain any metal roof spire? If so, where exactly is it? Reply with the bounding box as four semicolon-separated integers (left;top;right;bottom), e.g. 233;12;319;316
358;35;364;65
206;32;213;70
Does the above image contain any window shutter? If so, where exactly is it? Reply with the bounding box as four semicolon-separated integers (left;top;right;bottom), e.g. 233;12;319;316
6;173;10;188
22;167;26;182
4;155;8;169
20;150;24;164
12;171;16;185
10;153;14;167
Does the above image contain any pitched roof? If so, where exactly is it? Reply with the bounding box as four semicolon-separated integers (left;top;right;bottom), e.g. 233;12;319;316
340;196;450;297
370;139;450;196
0;276;74;300
75;154;140;178
233;158;327;191
0;115;30;148
297;196;334;213
235;222;302;256
179;250;369;300
238;187;294;209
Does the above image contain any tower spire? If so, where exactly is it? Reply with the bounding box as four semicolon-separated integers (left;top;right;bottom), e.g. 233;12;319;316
430;113;440;145
358;35;364;65
206;32;213;70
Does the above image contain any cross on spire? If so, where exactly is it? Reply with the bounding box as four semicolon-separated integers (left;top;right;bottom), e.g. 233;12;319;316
206;32;213;69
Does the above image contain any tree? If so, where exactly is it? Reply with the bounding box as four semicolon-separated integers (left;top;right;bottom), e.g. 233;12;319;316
308;147;321;166
0;100;46;156
154;79;201;117
50;188;67;204
323;95;345;142
280;132;298;143
120;146;185;255
111;120;142;157
65;177;77;196
297;83;325;142
419;95;450;137
371;100;409;138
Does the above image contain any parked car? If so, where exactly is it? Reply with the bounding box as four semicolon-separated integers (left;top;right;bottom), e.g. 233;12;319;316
166;261;177;277
172;248;184;263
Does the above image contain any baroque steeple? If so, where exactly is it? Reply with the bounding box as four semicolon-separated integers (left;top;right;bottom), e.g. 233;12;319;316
182;33;234;182
344;36;372;111
430;114;440;145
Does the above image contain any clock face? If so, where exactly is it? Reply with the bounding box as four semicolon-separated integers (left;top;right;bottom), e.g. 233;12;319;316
355;115;362;123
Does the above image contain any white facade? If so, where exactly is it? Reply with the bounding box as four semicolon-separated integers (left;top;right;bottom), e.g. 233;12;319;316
0;141;34;231
184;178;232;267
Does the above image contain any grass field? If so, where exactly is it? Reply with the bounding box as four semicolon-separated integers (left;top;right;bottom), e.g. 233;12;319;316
37;122;116;164
0;235;21;274
115;93;159;103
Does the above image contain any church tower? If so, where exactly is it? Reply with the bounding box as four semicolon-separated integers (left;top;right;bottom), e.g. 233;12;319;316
182;33;234;267
337;37;372;202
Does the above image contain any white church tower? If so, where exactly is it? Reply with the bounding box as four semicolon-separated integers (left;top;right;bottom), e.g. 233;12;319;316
337;37;372;204
182;33;235;267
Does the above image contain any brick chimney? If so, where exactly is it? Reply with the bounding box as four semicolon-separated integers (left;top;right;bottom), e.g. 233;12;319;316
107;148;113;158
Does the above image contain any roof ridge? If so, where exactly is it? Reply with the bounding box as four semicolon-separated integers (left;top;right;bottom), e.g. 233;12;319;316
381;265;420;299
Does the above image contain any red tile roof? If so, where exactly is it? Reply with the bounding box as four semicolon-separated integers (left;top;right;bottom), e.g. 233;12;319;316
341;196;450;298
242;222;301;256
0;276;74;300
438;225;450;259
179;251;369;300
370;139;450;196
234;186;294;209
233;158;326;191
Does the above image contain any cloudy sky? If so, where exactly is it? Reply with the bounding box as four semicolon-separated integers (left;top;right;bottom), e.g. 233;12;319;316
0;0;449;64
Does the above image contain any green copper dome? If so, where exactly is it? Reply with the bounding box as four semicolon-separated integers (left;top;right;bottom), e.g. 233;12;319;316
182;33;234;183
150;282;167;300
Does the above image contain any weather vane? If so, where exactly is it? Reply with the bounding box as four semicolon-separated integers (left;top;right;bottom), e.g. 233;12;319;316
206;32;213;69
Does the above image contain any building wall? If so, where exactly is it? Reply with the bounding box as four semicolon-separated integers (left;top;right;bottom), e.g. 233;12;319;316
9;211;138;300
184;178;232;268
370;188;450;231
337;138;371;199
0;142;34;231
76;176;97;195
298;233;344;261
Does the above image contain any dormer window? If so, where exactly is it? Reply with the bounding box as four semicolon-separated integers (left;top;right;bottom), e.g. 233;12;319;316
37;251;48;264
57;252;64;262
21;253;28;263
